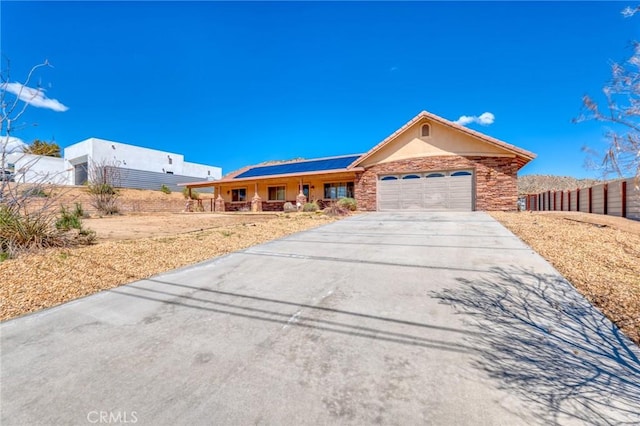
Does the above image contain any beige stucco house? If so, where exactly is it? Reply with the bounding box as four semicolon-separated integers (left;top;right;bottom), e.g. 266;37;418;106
181;110;536;212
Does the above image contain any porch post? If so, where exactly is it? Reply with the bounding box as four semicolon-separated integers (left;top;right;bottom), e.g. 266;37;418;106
251;182;262;212
215;185;225;212
296;179;307;211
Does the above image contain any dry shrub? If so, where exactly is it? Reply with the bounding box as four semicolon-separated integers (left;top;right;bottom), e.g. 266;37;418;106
323;201;351;216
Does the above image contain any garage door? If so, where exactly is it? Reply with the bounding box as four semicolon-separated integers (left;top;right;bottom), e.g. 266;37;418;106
377;170;473;211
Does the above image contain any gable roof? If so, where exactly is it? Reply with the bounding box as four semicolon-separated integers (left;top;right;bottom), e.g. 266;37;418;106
349;110;536;169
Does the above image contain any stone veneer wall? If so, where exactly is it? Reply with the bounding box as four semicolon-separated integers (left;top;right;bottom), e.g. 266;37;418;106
224;201;290;212
355;155;519;211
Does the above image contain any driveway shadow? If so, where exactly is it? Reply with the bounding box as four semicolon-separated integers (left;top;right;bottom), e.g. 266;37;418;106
431;267;640;425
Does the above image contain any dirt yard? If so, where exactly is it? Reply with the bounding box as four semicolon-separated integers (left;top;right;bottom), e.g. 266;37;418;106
0;212;339;321
85;212;279;241
490;211;640;346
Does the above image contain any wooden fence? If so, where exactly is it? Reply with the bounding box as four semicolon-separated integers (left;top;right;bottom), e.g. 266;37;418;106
522;177;640;220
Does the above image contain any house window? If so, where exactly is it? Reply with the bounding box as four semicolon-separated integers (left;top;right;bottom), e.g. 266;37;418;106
452;171;472;176
402;174;420;179
426;172;445;178
268;185;286;201
324;182;354;199
421;124;431;137
380;176;398;181
231;188;247;202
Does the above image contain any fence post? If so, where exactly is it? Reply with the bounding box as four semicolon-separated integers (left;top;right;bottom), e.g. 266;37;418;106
603;184;608;215
622;180;627;218
588;187;592;213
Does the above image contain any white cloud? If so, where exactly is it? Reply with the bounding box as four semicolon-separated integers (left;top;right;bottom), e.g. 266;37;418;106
621;6;639;18
0;136;27;154
454;112;495;126
2;82;68;112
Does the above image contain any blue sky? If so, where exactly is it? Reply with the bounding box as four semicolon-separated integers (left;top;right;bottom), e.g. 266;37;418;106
1;1;638;178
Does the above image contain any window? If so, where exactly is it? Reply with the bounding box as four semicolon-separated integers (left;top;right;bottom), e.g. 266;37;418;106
402;174;420;179
324;182;354;199
268;185;286;201
452;171;472;176
231;188;247;202
421;124;431;137
380;176;398;181
426;173;445;178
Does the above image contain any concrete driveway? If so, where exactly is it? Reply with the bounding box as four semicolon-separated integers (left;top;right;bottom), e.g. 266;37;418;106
2;212;639;425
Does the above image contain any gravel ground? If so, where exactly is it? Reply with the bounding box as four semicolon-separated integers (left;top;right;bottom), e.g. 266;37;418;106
0;213;338;321
490;211;640;346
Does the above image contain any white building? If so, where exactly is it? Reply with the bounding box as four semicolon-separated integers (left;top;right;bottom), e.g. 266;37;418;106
6;138;222;191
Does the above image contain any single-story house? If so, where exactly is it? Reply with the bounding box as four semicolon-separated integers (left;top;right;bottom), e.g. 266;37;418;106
181;110;536;212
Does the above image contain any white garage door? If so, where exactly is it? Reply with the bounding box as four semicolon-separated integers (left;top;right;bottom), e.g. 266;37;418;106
377;170;473;211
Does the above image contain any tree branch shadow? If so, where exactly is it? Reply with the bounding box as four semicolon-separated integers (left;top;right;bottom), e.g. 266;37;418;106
431;266;640;425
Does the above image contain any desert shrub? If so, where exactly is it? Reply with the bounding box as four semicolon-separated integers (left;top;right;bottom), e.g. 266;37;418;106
182;187;200;199
0;205;64;257
56;206;82;231
54;205;96;245
283;202;297;213
160;184;172;194
303;201;319;212
87;182;119;215
73;202;87;218
337;197;357;211
22;187;48;198
76;228;97;245
323;201;351;217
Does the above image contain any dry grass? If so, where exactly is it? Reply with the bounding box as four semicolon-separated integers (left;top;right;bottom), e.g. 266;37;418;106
490;211;640;345
0;213;338;321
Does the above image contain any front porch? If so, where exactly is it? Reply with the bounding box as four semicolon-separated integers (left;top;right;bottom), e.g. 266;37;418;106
180;170;357;213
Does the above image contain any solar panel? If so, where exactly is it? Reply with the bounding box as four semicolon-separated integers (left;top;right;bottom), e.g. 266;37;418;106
234;155;361;179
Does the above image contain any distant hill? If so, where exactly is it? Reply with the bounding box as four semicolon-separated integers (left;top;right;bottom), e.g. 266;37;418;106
518;175;602;195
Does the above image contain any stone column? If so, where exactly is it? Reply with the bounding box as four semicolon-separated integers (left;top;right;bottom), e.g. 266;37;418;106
214;194;225;212
251;193;263;212
296;191;307;211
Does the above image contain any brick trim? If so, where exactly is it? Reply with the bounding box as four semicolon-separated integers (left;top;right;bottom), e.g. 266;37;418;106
355;155;518;211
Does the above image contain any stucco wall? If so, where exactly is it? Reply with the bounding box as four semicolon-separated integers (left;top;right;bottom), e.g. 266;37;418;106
355;155;519;211
359;118;513;167
12;154;72;185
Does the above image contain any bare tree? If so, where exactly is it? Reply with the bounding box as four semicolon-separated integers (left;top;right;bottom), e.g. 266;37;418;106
1;60;91;257
86;158;122;215
575;7;640;183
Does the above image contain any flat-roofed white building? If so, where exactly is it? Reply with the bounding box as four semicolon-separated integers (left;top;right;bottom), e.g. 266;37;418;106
6;138;221;191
